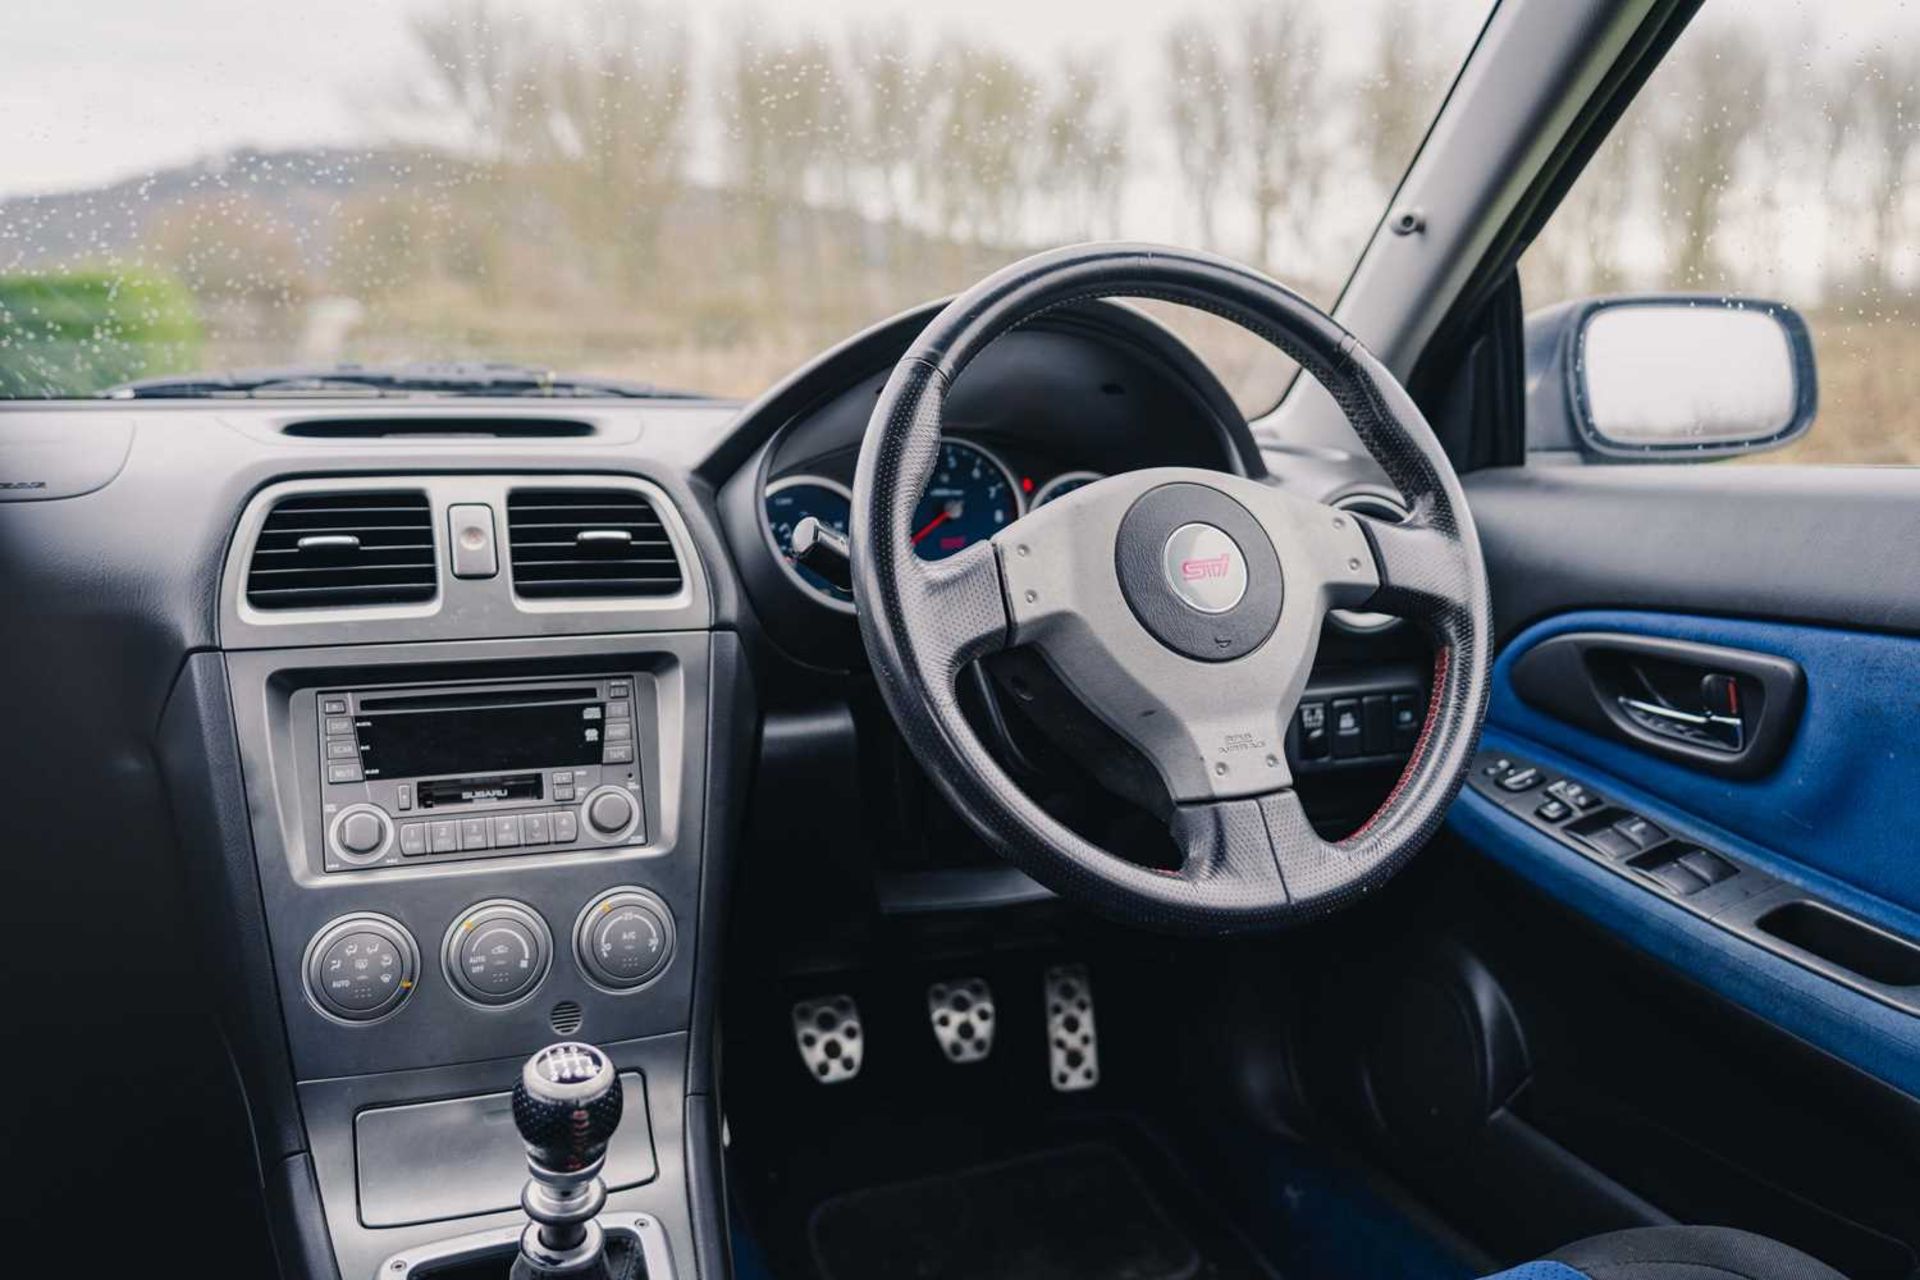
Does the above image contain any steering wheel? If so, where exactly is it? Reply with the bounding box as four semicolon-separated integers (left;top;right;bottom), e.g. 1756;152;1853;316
850;244;1491;933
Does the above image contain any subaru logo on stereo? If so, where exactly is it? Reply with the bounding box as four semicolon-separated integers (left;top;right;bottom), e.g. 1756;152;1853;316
1161;523;1247;613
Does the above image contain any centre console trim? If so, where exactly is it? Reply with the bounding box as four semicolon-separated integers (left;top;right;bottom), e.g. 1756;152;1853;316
375;1211;676;1280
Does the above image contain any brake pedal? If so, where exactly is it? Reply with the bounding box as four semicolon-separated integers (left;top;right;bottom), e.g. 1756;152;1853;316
792;996;864;1083
928;979;996;1063
1045;964;1099;1092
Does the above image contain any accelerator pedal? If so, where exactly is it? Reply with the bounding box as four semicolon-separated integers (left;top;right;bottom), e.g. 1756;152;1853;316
792;995;864;1084
1045;964;1099;1092
928;978;996;1063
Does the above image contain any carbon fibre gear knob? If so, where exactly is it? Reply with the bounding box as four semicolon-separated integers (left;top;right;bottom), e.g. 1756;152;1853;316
512;1042;623;1174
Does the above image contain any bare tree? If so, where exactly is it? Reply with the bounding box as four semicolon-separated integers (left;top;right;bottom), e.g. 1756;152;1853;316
1355;0;1451;201
924;37;1041;245
846;26;926;231
1645;22;1767;287
1239;0;1327;273
1850;46;1920;296
1164;19;1236;250
720;30;848;272
535;5;690;295
396;0;544;161
1041;54;1129;241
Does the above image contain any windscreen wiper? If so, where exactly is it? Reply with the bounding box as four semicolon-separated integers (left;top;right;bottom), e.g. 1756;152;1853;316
103;361;702;400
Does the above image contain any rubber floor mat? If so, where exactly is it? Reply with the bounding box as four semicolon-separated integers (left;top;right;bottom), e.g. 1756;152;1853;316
808;1142;1203;1280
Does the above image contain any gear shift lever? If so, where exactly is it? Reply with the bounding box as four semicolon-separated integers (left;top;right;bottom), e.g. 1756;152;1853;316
511;1042;625;1280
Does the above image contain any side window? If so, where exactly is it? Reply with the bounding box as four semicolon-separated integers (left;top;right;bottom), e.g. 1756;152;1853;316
1520;6;1918;465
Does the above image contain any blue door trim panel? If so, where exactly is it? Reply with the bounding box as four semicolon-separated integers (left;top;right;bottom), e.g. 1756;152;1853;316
1450;610;1920;1100
1483;610;1920;916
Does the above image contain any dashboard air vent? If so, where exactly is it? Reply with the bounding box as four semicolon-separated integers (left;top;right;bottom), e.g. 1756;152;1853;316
507;488;683;599
245;491;436;610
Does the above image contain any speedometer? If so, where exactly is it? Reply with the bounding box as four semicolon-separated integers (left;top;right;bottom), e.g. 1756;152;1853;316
909;439;1023;561
765;475;853;604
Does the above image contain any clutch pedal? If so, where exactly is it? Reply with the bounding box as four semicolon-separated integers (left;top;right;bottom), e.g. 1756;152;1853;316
1045;964;1099;1092
928;978;996;1063
792;995;864;1083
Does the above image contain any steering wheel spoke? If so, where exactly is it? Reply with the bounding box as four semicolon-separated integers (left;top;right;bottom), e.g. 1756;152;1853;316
1348;508;1473;624
1167;794;1292;905
910;539;1012;673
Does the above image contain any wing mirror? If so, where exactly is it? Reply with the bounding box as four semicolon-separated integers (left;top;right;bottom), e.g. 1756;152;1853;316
1525;296;1818;460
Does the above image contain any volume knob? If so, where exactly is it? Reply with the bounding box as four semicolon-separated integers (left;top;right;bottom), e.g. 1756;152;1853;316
329;803;393;864
584;787;636;837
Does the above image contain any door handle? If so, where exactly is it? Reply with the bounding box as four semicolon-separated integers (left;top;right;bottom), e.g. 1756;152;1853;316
1616;694;1744;752
1511;632;1803;778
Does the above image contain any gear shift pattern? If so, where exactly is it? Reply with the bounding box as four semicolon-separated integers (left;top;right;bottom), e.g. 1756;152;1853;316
511;1042;626;1280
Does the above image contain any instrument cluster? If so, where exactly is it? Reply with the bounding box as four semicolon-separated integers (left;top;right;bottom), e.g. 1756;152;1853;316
764;437;1104;608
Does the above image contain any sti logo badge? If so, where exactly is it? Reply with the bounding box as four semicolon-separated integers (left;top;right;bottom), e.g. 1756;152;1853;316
1161;523;1248;614
1179;552;1232;581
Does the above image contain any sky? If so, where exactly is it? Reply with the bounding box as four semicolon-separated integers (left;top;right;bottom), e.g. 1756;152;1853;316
4;0;1905;198
1;0;1910;278
2;0;1493;201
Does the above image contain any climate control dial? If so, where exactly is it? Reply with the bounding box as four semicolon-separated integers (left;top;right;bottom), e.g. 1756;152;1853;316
442;899;552;1007
303;913;418;1024
574;888;675;991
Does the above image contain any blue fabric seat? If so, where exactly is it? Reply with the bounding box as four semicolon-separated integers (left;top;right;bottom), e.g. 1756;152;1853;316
1484;1226;1846;1279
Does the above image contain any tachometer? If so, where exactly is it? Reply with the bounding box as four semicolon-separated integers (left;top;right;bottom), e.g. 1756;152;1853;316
1033;470;1102;507
765;475;853;604
910;439;1023;561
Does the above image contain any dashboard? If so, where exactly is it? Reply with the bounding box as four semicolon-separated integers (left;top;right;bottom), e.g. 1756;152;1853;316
0;294;1406;1280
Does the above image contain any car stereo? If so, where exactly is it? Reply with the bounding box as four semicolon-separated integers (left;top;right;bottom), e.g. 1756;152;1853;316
315;674;646;871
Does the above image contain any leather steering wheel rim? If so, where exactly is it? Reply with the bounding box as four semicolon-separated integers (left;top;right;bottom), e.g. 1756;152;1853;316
851;243;1491;934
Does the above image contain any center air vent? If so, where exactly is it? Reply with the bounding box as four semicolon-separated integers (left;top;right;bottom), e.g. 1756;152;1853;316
507;489;683;599
245;491;436;610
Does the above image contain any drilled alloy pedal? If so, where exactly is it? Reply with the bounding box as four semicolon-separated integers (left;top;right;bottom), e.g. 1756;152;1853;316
928;978;995;1063
1044;964;1098;1092
792;995;863;1083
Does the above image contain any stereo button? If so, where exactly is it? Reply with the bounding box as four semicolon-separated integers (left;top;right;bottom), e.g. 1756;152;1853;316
553;811;579;843
459;818;492;850
524;813;552;844
399;823;427;856
492;815;523;847
430;821;458;853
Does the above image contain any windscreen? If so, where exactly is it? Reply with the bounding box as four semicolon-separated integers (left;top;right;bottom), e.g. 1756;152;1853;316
1;0;1489;411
